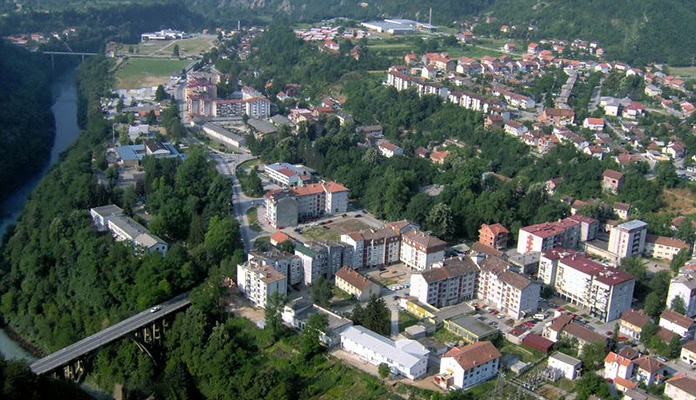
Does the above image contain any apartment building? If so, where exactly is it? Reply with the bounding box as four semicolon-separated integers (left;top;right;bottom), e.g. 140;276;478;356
334;266;380;301
668;269;696;318
340;227;401;269
608;220;648;260
90;205;168;255
437;342;501;390
568;214;599;242
644;234;690;261
478;223;510;250
410;257;479;308
477;256;540;320
264;181;349;228
265;162;313;187
294;242;353;285
400;229;447;270
516;218;581;254
247;248;304;286
340;325;429;380
539;250;635;322
236;260;287;308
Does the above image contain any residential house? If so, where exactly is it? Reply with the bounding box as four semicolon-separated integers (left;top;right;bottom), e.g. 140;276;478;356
527;43;539;55
644;84;662;97
539;108;575;125
436;341;501;390
282;297;353;346
270;231;291;247
668;269;696;318
340;325;429;380
400;229;447;270
516;218;581;254
665;375;696;400
548;352;582;380
377;140;404;158
546;178;564;195
602;169;625;194
608;220;648;260
478;223;510;251
504;119;528;136
410;257;479;308
236;260;287;308
644;235;690;261
604;350;637;381
659;309;696;341
680;340;696;366
334;266;380;301
583;117;605;131
544;315;607;352
620;308;652;341
538;249;635;322
633;356;668;386
623;102;646;119
430;150;450;165
614;202;631;220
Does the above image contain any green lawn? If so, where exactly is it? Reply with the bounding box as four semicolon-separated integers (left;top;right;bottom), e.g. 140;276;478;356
246;207;262;232
115;58;192;89
501;341;544;364
238;158;261;172
431;328;462;344
398;311;419;332
302;226;340;242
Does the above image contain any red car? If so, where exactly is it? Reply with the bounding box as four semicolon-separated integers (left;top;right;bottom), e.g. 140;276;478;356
606;331;613;336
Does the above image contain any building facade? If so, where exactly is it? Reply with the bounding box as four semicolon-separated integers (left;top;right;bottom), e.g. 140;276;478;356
437;342;501;390
236;261;287;308
516;218;581;254
668;269;696;318
334;266;381;301
608;220;648;260
410;257;479;308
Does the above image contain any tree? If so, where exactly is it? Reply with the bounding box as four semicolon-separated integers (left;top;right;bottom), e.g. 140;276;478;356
300;313;328;360
425;203;454;240
671;295;687;315
278;240;294;254
310;277;332;307
173;44;180;57
671;248;691;274
644;292;665;317
581;342;607;372
669;334;682;359
362;296;391;336
146;109;157;125
619;256;647;281
204;216;241;265
155;84;169;102
642;320;657;341
378;363;390;379
655;161;679;188
264;290;286;341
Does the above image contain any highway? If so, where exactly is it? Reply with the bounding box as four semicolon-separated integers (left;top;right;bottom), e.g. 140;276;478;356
30;293;190;375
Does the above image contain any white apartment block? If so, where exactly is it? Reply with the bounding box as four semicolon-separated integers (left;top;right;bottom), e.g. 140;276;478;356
400;229;446;270
437;342;501;390
264;181;349;228
236;260;287;308
410;257;479;308
668;269;696;318
608;220;648;260
539;249;635;322
294;242;353;285
340;325;429;380
265;162;312;187
516;218;581;254
244;97;271;118
340;227;401;269
665;376;696;400
477;256;540;320
248;248;304;286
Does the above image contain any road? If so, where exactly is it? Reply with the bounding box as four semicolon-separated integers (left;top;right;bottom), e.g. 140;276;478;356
30;293;190;375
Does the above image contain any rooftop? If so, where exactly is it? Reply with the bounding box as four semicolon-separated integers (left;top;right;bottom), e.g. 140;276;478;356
660;308;695;329
340;326;427;369
443;341;501;371
668;375;696;396
335;266;377;291
549;351;581;367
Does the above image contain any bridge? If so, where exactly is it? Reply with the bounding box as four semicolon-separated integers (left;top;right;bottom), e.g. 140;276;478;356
42;51;99;68
30;293;190;378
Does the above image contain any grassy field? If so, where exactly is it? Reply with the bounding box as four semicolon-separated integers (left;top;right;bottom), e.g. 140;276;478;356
662;187;696;215
431;328;462;344
119;35;216;58
115;58;191;89
670;66;696;79
398;311;419;332
301;218;373;243
246;207;262;232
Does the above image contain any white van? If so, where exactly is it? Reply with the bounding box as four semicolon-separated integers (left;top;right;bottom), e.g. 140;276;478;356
533;313;546;320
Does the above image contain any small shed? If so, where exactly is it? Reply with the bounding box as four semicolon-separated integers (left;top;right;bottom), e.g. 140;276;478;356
522;333;554;354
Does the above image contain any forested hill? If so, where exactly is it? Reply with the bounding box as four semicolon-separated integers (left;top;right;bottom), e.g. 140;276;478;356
0;40;54;203
483;0;696;67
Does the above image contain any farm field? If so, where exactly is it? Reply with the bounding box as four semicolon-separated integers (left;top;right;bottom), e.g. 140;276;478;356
115;58;191;89
669;66;696;79
118;35;216;57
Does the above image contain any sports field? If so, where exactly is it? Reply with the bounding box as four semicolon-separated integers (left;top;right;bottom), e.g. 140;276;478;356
115;58;191;89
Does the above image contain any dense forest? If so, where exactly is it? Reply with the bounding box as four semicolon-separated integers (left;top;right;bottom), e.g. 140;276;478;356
0;40;55;203
0;356;89;400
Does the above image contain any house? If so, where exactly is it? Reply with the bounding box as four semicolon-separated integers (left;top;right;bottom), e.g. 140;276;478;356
340;325;429;380
282;297;353;346
614;202;631;220
415;147;429;158
478;223;509;250
602;169;625;194
620;308;651;341
516;218;581;254
485;114;504;129
334;266;380;301
583;117;605;131
667;269;696;318
608;220;648;260
680;340;696;365
504;119;528;136
430;150;450;165
436;341;501;390
665;375;696;400
623;388;661;400
548;352;582;380
236;261;287;308
546;178;564;195
623;102;646;119
544;315;606;351
633;356;668;386
539;108;575;125
410;257;479;307
527;43;539;55
443;316;499;344
644;84;662;97
644;235;690;261
659;309;696;341
270;231;291;247
400;229;447;270
377;140;404;158
604;350;637;381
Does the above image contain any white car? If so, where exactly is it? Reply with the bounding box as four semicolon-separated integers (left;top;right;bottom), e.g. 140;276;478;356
150;306;162;313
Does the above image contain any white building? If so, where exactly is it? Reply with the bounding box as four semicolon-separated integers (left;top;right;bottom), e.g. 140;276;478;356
410;257;479;308
264;181;349;228
437;341;501;390
340;325;429;380
90;205;168;255
659;309;696;341
377;140;404;158
334;266;381;301
248;248;304;286
665;375;696;400
539;249;635;322
341;227;401;269
668;269;696;318
90;204;124;232
265;162;313;187
548;352;582;380
202;122;246;148
477;256;540;320
516;218;581;254
236;260;287;308
400;229;446;270
608;220;648;260
644;234;690;261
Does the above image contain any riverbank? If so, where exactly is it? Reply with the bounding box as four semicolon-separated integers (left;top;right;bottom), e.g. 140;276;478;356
0;317;43;359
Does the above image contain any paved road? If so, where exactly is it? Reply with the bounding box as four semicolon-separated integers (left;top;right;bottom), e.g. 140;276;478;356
30;293;190;375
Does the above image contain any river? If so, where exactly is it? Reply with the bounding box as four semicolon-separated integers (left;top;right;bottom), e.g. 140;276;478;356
0;70;80;361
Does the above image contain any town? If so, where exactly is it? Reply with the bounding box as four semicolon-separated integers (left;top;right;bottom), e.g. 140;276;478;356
3;6;696;400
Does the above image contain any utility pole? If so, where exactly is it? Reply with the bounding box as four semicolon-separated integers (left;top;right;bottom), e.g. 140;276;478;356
429;8;432;25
